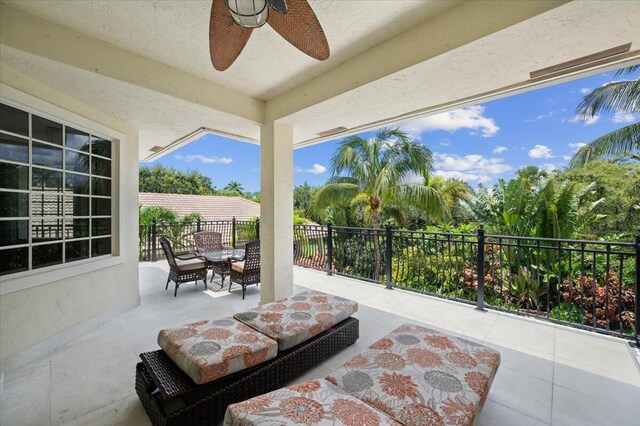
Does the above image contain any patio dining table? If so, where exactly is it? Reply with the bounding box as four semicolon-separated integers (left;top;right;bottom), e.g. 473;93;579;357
200;248;245;289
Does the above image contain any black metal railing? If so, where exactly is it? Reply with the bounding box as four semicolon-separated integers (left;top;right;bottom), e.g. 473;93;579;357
140;219;639;342
292;223;639;342
139;217;259;261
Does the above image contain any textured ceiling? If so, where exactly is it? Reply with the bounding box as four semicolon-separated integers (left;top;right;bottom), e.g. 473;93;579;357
2;0;460;100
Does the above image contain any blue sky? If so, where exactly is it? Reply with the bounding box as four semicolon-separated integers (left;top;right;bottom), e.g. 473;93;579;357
142;68;639;192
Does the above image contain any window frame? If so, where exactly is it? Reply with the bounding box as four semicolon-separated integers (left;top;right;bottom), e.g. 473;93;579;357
0;85;125;295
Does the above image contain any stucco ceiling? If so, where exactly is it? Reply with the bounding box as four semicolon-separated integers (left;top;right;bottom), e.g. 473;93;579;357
1;0;638;159
284;0;640;144
2;0;461;100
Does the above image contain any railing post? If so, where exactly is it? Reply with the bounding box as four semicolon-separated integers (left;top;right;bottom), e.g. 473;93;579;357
255;218;260;240
476;225;485;311
232;216;237;248
151;218;157;262
326;221;333;276
635;232;640;347
385;224;393;289
196;217;201;233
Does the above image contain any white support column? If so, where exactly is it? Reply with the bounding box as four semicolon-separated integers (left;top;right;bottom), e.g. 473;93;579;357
260;121;294;303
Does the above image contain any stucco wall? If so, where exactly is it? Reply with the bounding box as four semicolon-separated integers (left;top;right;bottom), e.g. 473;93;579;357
0;66;140;361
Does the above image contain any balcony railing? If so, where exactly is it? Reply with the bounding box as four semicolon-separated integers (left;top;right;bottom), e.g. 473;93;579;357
140;219;639;343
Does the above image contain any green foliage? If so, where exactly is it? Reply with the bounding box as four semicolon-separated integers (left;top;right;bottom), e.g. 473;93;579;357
139;205;178;225
556;161;640;238
571;67;640;167
224;181;244;194
182;212;202;222
462;170;604;239
139;165;216;195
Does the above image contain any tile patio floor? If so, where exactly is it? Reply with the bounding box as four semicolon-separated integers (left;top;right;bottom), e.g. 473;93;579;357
1;263;639;425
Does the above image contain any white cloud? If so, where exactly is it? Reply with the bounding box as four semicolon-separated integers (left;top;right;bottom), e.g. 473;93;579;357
528;145;554;159
174;154;232;164
612;112;637;123
568;142;586;153
433;170;492;184
402;105;499;138
541;163;557;172
570;114;600;125
295;163;327;174
580;88;591;95
439;138;452;146
563;155;572;161
525;110;555;122
493;146;508;154
434;153;511;175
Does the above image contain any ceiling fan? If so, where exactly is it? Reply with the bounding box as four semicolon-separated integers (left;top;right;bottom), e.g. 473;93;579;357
210;0;330;71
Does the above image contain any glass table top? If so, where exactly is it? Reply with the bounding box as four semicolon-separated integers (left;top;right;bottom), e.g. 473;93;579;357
201;249;245;262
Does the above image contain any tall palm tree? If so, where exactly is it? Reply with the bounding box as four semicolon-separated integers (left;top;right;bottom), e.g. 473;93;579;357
570;66;640;167
224;181;244;194
314;127;447;279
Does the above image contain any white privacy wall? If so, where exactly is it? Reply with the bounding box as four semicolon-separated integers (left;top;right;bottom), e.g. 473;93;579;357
0;66;140;362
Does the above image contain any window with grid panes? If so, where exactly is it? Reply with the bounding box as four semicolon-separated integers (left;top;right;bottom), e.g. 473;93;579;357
0;102;113;276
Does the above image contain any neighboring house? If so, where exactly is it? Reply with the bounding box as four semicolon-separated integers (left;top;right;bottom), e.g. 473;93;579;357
139;192;260;221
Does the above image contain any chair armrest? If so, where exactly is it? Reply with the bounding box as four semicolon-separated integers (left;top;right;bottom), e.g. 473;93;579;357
175;251;204;261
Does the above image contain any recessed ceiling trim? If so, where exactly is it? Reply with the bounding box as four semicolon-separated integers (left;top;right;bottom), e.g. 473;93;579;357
293;51;640;150
142;127;259;162
316;126;348;137
529;43;632;79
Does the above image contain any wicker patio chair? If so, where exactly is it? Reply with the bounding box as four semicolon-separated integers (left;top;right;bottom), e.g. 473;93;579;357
194;231;232;284
159;237;208;297
228;239;260;299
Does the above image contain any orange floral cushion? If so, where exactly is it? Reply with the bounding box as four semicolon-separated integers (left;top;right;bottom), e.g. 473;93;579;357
157;318;278;385
234;290;358;350
326;323;501;426
224;379;401;426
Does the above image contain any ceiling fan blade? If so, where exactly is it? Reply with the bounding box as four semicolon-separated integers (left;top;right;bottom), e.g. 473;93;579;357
267;0;330;61
210;0;253;71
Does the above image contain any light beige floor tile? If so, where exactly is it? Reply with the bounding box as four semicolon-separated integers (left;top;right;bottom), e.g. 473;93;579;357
477;399;549;426
61;394;150;426
50;358;137;425
551;385;639;426
0;387;51;426
482;341;554;383
488;365;553;424
485;320;556;355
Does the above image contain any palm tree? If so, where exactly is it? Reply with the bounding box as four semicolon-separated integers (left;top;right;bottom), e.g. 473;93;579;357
224;181;244;194
314;127;447;279
570;66;640;167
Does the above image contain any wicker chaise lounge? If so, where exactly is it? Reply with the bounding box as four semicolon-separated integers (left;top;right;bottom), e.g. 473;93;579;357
136;290;360;426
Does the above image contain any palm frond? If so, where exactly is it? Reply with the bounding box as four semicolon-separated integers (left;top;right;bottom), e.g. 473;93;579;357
569;122;640;167
398;184;451;222
576;79;640;118
313;183;360;209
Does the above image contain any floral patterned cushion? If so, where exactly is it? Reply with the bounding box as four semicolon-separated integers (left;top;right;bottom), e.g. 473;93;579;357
326;323;501;426
224;379;401;426
234;290;358;351
157;318;278;385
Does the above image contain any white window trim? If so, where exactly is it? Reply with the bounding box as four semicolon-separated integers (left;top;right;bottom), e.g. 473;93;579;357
0;84;126;295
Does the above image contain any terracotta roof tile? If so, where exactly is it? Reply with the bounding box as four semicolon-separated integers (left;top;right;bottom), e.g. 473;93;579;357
139;192;260;221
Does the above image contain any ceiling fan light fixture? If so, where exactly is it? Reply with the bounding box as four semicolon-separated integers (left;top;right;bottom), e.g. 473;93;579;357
225;0;270;28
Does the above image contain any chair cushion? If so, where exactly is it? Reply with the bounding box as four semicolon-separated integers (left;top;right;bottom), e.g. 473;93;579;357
230;260;245;273
326;323;501;426
157;317;278;385
175;257;206;272
224;379;401;426
234;290;358;351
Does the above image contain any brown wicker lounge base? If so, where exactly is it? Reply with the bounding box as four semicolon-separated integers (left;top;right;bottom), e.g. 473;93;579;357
135;317;359;426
